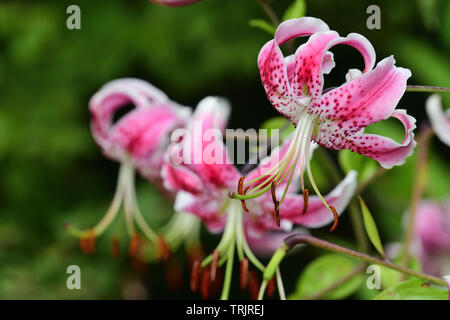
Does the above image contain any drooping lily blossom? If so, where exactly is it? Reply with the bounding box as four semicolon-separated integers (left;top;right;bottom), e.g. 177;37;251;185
413;200;450;277
67;78;191;259
426;94;450;146
150;0;201;7
162;96;357;298
233;17;416;225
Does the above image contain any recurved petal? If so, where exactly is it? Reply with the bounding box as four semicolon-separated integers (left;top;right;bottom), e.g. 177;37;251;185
426;94;450;147
110;105;180;161
274;17;330;45
344;109;416;169
258;40;298;121
312;56;411;128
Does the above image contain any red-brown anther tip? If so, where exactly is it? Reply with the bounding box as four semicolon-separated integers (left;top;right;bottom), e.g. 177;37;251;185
111;236;120;259
200;266;211;300
128;233;140;257
210;250;220;282
190;260;201;293
329;206;339;232
238;176;245;194
156;236;172;262
238;176;249;212
240;258;249;290
228;192;235;199
248;270;260;300
267;278;275;297
79;230;96;255
302;188;309;215
270;182;280;227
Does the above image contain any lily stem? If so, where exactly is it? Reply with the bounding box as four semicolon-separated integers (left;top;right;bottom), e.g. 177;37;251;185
406;85;450;94
283;234;447;287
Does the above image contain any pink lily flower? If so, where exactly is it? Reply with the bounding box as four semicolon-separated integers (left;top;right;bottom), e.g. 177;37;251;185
162;96;357;297
426;94;450;146
233;17;416;225
150;0;201;7
67;78;190;258
413;200;450;277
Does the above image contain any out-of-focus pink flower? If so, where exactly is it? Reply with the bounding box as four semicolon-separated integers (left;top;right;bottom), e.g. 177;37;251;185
413;200;450;276
68;78;190;258
150;0;202;7
426;94;450;146
237;17;415;225
90;78;190;181
162;95;357;297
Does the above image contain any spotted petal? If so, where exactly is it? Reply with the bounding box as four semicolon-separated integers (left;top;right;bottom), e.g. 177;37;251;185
343;109;416;169
258;17;330;121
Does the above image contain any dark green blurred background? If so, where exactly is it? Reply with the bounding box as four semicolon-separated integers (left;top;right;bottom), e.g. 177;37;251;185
0;0;449;299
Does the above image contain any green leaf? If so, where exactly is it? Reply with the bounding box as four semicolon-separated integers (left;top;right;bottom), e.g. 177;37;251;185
358;197;385;258
378;253;421;289
249;19;276;36
282;0;306;22
374;279;448;300
289;254;363;300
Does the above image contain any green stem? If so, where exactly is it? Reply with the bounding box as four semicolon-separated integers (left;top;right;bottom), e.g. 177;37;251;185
406;85;450;93
220;244;235;300
283;234;447;287
257;280;268;300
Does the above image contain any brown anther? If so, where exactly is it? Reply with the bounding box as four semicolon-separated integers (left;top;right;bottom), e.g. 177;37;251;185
270;182;280;227
190;260;201;292
200;266;211;300
156;236;172;262
267;277;276;297
79;230;96;255
238;176;249;212
210;267;224;297
128;233;140;257
329;206;339;232
240;258;249;290
248;270;260;300
111;236;120;259
210;250;220;282
302;188;309;215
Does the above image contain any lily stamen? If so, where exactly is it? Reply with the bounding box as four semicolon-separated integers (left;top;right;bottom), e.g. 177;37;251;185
329;206;339;232
302;188;309;215
270;182;281;227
